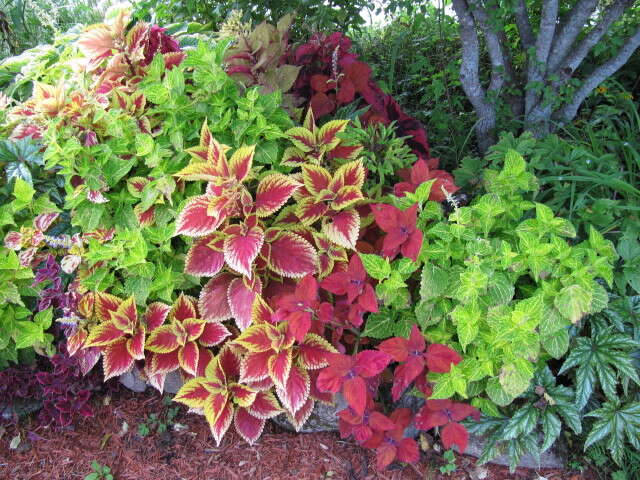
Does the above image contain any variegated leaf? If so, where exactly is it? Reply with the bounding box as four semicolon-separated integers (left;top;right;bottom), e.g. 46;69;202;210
174;378;210;409
175;195;222;237
286;127;315;152
322;209;360;249
228;145;255;182
223;224;264;278
185;234;225;277
228;276;262;331
298;334;337;370
267;231;318;278
276;364;310;415
255;174;302;217
234;407;265;445
199;273;234;322
102;338;135;381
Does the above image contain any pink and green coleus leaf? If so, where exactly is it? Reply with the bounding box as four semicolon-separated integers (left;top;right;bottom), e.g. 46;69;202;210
264;230;318;278
175;195;224;237
254;173;302;217
223;223;264;278
184;233;225;277
322;209;360;249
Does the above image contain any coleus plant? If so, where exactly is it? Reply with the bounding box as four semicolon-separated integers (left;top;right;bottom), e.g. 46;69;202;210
173;113;367;332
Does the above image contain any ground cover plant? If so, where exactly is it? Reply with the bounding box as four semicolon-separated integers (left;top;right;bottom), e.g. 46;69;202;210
1;3;639;478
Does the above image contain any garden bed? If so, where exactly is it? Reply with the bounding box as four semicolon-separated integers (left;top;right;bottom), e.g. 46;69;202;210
1;388;592;480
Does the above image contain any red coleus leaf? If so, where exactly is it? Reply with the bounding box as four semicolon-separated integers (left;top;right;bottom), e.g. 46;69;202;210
424;344;462;373
240;350;272;383
247;391;282;419
184;234;225;277
276;364;310;414
297;334;336;370
286;397;315;432
102;338;135;380
321;254;378;313
371;203;423;262
302;164;332;195
150;350;181;374
94;293;123;322
393;158;459;203
310;74;331;93
310;92;335;118
223;223;264;278
255;174;302;217
85;321;125;347
316;351;391;415
363;408;419;470
178;340;200;376
234;407;266;444
415;399;479;453
441;422;470;453
336;79;355;105
144;302;171;330
126;326;146;360
274;274;319;343
110;296;138;332
199;322;231;347
267;349;292;390
171;294;198;321
228;145;255;182
378;325;429;401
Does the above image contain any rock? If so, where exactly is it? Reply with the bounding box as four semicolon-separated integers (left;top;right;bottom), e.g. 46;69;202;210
119;368;147;393
271;395;346;433
163;370;184;394
119;368;184;394
465;432;567;469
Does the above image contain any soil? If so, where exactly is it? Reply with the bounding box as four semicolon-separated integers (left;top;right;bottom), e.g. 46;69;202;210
0;388;595;480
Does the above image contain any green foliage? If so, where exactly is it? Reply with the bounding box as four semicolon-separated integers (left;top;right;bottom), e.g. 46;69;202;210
559;326;640;410
361;149;616;413
439;449;457;475
85;461;114;480
137;398;180;437
458;97;640;298
133;0;371;38
584;400;640;466
0;0;106;59
39;39;294;304
0;250;54;367
465;367;582;472
341;118;417;197
354;7;474;170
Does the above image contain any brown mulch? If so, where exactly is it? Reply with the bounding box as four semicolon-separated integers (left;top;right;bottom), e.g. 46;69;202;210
0;389;593;480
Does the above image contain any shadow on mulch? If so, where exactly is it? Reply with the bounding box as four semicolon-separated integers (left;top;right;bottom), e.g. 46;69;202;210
0;387;593;480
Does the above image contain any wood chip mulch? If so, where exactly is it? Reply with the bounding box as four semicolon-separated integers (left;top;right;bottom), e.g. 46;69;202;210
0;388;594;480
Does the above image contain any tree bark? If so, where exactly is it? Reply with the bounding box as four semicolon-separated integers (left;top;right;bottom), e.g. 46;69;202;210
556;26;640;125
452;0;504;153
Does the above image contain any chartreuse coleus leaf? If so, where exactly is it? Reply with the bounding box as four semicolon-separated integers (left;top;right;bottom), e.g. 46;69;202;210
417;152;616;409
